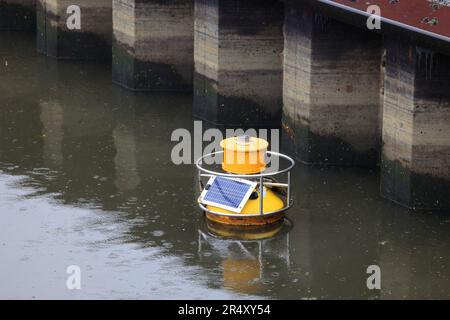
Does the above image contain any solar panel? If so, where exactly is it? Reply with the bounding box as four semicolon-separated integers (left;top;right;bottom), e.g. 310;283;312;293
199;176;257;213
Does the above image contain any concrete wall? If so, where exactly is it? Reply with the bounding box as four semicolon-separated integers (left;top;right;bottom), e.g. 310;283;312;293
112;0;194;91
282;2;382;165
0;0;36;31
37;0;112;59
381;38;450;210
193;0;284;128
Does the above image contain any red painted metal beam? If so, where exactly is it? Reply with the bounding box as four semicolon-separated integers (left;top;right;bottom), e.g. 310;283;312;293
320;0;450;41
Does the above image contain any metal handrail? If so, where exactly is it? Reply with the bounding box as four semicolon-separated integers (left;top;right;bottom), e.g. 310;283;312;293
196;151;296;178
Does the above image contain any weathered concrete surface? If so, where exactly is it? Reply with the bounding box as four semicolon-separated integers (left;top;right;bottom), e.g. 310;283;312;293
112;0;194;91
282;2;382;165
193;0;284;128
37;0;112;60
381;38;450;211
0;0;36;31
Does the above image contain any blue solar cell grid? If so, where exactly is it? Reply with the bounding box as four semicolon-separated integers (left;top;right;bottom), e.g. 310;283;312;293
202;177;254;210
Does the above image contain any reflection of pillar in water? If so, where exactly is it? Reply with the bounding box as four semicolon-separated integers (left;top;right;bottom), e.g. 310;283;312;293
379;247;411;299
378;215;450;299
377;210;414;299
40;100;64;168
0;0;36;31
113;123;140;192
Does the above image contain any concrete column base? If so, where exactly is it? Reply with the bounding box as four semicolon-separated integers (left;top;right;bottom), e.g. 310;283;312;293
193;0;284;128
282;2;382;165
37;0;112;60
381;38;450;211
0;0;36;31
112;0;194;91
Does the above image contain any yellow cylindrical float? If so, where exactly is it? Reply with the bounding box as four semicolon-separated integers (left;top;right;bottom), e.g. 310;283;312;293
220;136;268;175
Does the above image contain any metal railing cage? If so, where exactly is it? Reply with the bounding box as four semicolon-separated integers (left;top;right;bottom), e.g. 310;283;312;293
196;151;296;218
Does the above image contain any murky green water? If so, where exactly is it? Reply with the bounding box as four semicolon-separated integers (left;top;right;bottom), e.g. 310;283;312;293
0;32;449;300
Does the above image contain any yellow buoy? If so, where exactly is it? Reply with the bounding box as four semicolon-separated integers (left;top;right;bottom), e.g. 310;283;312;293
202;135;291;227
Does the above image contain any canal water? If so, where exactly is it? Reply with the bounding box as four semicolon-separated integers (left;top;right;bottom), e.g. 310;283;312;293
0;32;448;300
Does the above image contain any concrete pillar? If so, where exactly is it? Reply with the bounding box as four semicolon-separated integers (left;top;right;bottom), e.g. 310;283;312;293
0;0;36;31
0;31;42;169
113;0;194;91
113;122;141;193
282;2;382;165
193;0;284;128
37;0;112;60
381;38;450;211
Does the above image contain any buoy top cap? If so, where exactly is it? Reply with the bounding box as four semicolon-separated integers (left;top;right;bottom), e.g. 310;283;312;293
220;136;269;152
